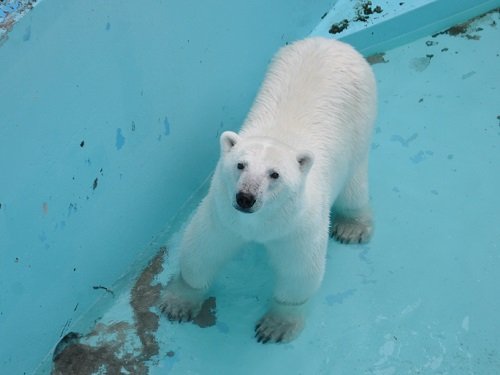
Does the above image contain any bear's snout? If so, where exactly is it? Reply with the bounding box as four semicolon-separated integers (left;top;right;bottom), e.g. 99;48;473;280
235;191;256;212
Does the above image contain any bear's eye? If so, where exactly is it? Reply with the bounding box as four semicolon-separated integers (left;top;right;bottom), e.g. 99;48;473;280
237;163;245;170
269;171;280;179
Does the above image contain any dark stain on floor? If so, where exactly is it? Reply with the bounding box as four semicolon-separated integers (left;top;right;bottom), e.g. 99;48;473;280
433;8;499;40
52;248;167;374
329;1;384;34
130;248;166;360
354;1;383;22
366;52;388;65
329;19;349;34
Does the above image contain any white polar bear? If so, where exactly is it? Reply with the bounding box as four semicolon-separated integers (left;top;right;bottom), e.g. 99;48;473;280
160;37;377;343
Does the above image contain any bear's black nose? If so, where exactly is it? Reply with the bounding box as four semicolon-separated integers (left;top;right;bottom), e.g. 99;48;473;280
236;192;256;210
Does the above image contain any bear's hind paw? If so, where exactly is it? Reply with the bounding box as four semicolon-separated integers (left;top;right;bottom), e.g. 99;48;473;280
331;215;373;244
159;294;200;323
159;275;205;323
255;312;304;344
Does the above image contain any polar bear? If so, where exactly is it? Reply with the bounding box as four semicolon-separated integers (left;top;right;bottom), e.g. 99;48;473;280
160;37;376;343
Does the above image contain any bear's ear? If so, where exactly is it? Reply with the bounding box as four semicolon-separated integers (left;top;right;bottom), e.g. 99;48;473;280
220;131;240;154
297;151;314;174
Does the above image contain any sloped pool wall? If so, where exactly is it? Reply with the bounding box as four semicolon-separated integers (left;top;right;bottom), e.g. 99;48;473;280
0;0;335;372
0;0;498;374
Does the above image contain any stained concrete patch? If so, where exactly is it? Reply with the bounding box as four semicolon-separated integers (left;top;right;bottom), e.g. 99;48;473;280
433;7;499;40
328;1;384;35
52;248;167;374
410;54;434;72
130;248;166;360
366;52;388;65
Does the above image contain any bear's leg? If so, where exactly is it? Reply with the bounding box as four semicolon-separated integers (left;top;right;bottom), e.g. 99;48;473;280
331;160;373;244
256;232;327;343
159;205;243;322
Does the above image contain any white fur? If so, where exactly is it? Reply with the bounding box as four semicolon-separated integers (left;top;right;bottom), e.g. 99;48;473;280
160;37;377;343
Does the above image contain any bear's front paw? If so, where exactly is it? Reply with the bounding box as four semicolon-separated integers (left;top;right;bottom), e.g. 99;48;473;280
255;311;305;344
331;215;373;244
159;275;205;323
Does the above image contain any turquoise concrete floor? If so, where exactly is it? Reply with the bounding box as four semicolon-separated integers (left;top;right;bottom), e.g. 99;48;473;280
48;10;500;375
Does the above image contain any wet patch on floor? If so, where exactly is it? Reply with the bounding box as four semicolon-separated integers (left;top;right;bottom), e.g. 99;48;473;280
192;297;217;328
52;248;166;374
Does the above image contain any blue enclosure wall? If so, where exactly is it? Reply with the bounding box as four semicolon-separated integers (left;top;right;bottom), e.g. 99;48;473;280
0;1;334;372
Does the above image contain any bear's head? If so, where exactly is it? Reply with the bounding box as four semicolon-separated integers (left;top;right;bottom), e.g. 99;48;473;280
218;131;314;214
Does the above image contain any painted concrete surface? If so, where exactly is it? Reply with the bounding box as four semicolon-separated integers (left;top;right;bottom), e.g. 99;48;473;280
0;0;334;373
152;11;500;374
40;8;500;375
312;0;500;56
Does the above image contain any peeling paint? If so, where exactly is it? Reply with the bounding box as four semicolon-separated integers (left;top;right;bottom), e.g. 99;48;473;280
115;128;125;150
130;248;166;360
163;116;170;136
329;19;349;34
0;0;38;43
432;8;499;40
52;248;167;375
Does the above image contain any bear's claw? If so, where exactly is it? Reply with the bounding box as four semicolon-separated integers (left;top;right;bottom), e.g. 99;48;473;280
158;275;205;323
254;312;304;344
331;215;373;244
159;298;197;323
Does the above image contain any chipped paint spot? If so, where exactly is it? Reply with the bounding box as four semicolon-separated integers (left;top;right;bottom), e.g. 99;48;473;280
410;150;426;163
92;178;98;190
163;116;170;136
462;316;470;331
22;24;30;41
462;71;476;80
329;19;349;34
115;128;125;150
410;55;433;72
105;22;111;31
92;285;115;297
67;203;77;217
325;289;357;305
39;232;47;242
390;133;418;147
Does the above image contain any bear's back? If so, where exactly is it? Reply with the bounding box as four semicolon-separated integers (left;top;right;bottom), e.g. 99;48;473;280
241;37;376;161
